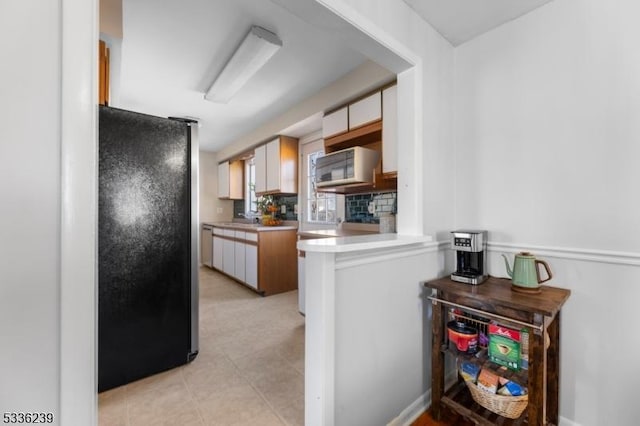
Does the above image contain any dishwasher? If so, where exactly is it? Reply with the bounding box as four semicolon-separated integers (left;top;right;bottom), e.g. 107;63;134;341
201;224;213;267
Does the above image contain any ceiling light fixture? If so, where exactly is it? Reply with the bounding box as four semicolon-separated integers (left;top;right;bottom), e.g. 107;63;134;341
205;25;282;103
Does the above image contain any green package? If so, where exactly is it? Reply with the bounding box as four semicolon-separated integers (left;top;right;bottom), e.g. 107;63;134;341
488;324;520;370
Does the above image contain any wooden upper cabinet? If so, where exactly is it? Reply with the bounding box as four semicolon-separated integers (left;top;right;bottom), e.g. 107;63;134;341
348;91;381;130
255;136;298;196
382;84;398;175
218;160;244;199
322;107;348;139
98;40;110;106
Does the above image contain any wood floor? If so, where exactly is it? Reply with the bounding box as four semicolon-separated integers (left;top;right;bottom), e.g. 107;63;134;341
411;408;475;426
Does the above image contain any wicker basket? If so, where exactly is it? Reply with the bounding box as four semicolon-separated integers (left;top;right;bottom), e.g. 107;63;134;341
466;381;528;419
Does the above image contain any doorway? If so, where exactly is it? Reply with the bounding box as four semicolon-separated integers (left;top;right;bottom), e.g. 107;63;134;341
61;1;420;424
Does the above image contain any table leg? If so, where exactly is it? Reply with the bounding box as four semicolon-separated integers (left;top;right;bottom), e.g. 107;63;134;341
546;312;560;425
529;314;546;425
431;298;444;421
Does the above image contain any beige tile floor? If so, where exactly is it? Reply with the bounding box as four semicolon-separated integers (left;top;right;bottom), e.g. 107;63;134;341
99;267;305;426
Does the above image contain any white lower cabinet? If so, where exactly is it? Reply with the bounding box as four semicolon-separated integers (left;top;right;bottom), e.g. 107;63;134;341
234;231;246;282
212;227;258;291
222;238;235;277
245;244;258;290
201;226;213;267
213;236;223;270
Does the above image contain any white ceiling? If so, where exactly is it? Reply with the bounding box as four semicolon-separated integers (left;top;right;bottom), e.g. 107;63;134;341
117;0;367;152
403;0;554;46
114;0;556;153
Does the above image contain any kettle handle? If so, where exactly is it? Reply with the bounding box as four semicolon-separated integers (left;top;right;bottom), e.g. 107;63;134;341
535;259;553;284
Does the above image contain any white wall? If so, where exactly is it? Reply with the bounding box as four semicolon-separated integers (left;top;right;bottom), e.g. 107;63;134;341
454;0;640;424
217;60;395;161
455;0;640;251
199;151;233;224
333;248;444;425
0;0;62;421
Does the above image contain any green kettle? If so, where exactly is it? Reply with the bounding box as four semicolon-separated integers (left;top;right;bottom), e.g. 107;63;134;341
502;252;553;293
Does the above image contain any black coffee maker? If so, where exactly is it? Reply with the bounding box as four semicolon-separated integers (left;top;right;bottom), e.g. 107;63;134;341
450;230;488;285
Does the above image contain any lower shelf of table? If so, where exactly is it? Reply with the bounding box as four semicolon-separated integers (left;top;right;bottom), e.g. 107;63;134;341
440;380;558;426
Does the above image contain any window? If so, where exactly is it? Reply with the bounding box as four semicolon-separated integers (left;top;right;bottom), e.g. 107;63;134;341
245;158;257;213
302;140;341;224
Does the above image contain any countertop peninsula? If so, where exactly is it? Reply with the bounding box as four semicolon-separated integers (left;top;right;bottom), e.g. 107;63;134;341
202;221;297;232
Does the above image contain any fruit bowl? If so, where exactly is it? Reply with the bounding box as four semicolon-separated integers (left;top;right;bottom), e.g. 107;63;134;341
262;217;283;226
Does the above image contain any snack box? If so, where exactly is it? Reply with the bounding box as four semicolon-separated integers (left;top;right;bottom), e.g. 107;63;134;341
520;328;529;370
477;369;500;394
488;324;521;370
459;361;480;382
497;380;526;396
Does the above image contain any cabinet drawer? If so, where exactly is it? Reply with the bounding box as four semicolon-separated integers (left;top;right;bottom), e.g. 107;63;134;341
223;229;235;238
235;231;246;240
349;91;381;130
322;107;348;139
245;232;258;242
213;227;224;236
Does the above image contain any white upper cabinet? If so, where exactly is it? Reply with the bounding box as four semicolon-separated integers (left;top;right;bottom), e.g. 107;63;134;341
217;161;230;198
265;138;280;192
254;136;298;196
321;85;398;176
322;106;348;139
254;144;267;194
348;91;381;130
382;85;398;174
217;160;244;199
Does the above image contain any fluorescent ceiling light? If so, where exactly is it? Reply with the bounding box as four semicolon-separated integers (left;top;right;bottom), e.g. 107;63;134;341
205;26;282;103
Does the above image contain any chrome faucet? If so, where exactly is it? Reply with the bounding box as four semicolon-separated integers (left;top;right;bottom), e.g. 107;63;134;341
239;211;262;223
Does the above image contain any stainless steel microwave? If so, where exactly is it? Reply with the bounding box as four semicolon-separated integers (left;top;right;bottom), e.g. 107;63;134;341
315;146;380;187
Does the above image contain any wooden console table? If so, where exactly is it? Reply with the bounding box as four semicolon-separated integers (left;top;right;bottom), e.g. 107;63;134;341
423;276;570;425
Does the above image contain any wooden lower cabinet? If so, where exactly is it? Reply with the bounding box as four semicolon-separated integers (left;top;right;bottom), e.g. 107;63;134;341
256;229;298;295
208;226;297;296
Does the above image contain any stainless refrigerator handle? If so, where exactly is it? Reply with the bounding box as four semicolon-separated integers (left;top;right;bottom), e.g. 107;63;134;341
189;122;200;360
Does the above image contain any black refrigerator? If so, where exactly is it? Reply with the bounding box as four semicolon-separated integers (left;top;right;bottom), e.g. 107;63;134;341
98;106;199;392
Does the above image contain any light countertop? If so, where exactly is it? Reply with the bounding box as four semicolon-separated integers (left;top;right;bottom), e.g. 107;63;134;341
202;221;298;232
297;229;378;239
297;233;432;253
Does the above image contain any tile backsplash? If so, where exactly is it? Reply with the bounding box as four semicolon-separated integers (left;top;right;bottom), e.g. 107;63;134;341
233;195;298;221
231;192;395;224
345;192;396;224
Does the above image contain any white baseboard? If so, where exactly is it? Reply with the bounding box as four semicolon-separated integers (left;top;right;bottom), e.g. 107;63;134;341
559;416;582;426
386;390;430;426
387;370;457;426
